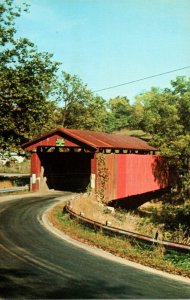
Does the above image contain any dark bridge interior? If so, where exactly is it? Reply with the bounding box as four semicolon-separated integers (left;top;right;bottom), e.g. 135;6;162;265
39;152;91;192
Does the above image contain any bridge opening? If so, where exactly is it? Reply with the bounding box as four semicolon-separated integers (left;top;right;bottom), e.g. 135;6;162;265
39;151;91;192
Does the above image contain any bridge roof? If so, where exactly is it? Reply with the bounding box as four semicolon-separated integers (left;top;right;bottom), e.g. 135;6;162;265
23;127;157;152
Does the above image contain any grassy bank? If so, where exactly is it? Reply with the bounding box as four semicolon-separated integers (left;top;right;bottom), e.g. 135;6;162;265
0;159;30;174
49;204;190;279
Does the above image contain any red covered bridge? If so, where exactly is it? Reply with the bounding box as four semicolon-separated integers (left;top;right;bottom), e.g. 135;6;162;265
23;128;169;205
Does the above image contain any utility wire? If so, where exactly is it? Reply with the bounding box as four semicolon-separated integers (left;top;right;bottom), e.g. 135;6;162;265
93;65;190;93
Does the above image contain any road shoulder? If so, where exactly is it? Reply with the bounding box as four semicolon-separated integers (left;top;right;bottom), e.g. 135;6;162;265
42;196;190;285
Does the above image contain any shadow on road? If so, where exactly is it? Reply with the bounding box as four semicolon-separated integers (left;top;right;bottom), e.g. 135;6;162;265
0;267;136;299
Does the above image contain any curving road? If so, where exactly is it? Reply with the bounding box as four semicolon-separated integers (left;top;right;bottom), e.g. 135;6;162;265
0;192;190;299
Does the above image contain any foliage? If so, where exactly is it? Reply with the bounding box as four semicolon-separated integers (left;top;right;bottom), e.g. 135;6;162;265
132;78;190;196
134;87;183;149
0;158;30;174
0;0;60;151
161;201;190;239
164;252;190;271
96;153;109;202
136;196;190;244
128;99;145;129
56;72;108;131
0;0;29;46
106;96;132;132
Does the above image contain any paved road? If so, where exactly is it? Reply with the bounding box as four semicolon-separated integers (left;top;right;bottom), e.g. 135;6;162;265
0;193;190;299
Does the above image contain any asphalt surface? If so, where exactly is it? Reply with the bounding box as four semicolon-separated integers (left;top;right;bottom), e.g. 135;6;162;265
0;192;190;299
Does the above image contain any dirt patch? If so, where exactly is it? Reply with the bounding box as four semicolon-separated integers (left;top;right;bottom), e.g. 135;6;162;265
0;180;13;188
70;194;150;234
69;195;188;243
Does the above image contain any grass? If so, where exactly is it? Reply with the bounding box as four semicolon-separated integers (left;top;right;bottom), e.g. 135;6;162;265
0;176;30;189
49;204;190;279
68;195;190;245
0;159;30;174
164;252;190;272
0;160;30;189
114;129;152;141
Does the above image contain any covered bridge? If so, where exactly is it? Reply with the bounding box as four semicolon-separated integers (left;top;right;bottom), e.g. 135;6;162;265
23;128;169;204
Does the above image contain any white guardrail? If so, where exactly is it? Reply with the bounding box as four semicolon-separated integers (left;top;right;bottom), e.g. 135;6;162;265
65;203;190;254
0;186;29;193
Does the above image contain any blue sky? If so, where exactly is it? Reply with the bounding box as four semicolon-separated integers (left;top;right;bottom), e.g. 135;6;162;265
15;0;190;101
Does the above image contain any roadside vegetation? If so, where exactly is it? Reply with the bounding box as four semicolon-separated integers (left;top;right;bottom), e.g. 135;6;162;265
49;203;190;278
0;159;30;174
0;159;30;189
68;194;190;245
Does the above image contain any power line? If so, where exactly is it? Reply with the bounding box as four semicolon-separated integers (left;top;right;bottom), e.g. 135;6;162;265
93;65;190;93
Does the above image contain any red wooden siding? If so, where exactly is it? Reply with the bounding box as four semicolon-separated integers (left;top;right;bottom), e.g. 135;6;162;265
97;154;168;202
117;154;168;198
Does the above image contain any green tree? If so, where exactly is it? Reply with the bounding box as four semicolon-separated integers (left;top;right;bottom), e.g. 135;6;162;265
128;99;144;130
135;79;190;196
107;96;132;131
0;0;29;47
0;0;60;150
56;72;108;131
165;77;190;195
169;76;190;133
136;87;182;149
